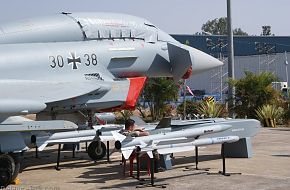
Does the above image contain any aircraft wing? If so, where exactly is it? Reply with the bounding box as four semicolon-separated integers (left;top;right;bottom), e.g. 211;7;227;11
0;79;109;114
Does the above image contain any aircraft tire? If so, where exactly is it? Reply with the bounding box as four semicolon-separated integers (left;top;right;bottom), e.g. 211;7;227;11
10;153;22;182
11;162;20;182
88;141;106;160
0;154;14;188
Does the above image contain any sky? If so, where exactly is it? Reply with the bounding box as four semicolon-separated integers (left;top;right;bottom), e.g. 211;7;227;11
0;0;289;36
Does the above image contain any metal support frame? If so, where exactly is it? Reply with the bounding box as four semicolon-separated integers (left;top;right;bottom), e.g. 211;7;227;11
150;157;155;186
35;146;38;158
206;143;241;176
184;146;209;172
106;141;110;162
136;150;167;188
72;144;76;158
195;146;198;170
136;148;140;180
219;143;230;176
55;144;61;171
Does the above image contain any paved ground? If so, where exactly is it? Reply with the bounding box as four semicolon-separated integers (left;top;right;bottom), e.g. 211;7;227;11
6;127;290;190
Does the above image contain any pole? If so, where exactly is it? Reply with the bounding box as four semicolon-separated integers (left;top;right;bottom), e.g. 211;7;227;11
286;52;289;98
227;0;235;118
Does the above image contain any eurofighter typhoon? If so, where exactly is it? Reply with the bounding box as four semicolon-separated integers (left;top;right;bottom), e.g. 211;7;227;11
0;12;222;187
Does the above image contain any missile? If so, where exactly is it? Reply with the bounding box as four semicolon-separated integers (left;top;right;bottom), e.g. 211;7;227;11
34;129;101;151
112;124;232;159
148;136;240;156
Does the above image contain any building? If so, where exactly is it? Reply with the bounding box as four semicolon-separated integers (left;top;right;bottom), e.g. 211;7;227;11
171;35;290;102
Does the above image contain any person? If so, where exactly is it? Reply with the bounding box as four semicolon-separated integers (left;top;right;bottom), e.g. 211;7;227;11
120;119;149;137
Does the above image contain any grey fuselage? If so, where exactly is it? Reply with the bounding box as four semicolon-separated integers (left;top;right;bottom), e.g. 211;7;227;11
0;12;223;116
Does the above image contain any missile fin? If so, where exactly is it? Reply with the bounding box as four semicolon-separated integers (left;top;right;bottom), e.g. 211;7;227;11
122;149;134;160
147;151;154;158
37;143;48;151
111;131;126;142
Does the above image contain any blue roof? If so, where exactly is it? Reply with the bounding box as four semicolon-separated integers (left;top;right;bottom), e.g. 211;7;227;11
171;34;290;57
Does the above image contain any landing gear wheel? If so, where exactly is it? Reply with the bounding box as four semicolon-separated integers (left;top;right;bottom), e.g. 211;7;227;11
11;162;20;182
0;154;14;188
88;141;106;160
10;153;22;182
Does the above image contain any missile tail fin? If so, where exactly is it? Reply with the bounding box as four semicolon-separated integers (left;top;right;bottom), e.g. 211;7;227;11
111;131;126;142
155;117;171;129
122;149;134;160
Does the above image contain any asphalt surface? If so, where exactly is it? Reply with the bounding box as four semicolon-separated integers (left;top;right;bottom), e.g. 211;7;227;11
7;127;290;190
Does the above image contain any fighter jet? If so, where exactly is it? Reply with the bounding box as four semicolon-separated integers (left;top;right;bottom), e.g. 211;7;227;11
0;12;223;187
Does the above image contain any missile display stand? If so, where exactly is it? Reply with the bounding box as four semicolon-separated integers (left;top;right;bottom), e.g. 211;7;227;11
136;149;167;189
208;143;241;176
55;144;62;171
183;146;209;173
106;141;110;163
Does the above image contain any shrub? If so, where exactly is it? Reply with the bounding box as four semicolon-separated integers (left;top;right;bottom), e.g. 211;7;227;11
196;101;224;118
255;104;284;127
230;71;278;118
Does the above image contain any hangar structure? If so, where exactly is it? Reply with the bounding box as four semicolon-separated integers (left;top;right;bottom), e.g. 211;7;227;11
172;35;290;102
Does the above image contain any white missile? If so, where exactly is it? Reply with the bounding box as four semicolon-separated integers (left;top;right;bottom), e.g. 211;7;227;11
148;136;240;156
112;124;232;159
35;129;100;151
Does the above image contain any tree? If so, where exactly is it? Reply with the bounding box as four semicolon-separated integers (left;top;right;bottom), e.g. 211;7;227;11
261;26;272;36
233;28;248;36
202;17;248;36
230;71;278;118
142;78;179;121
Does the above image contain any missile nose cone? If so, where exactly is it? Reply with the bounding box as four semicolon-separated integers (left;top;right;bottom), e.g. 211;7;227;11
184;45;224;74
232;136;240;142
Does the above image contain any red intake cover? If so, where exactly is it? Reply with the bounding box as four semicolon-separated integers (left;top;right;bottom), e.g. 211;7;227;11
121;77;147;110
100;76;147;112
182;66;193;79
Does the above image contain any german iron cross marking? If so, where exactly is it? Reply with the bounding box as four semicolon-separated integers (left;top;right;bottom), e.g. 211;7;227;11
67;52;81;70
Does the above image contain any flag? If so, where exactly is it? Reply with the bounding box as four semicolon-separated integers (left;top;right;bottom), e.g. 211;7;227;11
186;85;194;97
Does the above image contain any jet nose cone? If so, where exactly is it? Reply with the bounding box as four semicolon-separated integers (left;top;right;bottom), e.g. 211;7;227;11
183;45;224;74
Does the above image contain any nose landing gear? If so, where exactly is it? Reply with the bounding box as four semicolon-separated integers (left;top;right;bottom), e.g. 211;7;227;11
87;141;107;160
